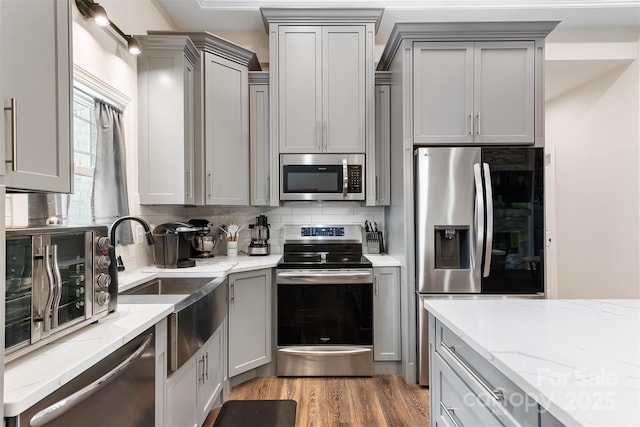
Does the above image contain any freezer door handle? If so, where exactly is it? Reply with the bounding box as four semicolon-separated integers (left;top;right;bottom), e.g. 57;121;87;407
473;163;485;273
482;163;494;278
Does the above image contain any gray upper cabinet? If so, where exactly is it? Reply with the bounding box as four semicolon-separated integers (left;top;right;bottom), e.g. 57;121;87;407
277;25;367;153
1;0;72;193
413;40;535;145
137;36;199;205
378;22;558;148
146;31;260;206
374;73;391;206
249;72;270;206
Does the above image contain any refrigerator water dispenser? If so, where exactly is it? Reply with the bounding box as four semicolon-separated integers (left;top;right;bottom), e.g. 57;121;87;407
434;226;470;269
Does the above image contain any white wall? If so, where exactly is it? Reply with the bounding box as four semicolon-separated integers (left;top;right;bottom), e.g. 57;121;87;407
545;27;640;298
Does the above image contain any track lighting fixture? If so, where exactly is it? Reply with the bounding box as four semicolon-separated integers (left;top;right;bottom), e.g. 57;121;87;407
75;0;141;55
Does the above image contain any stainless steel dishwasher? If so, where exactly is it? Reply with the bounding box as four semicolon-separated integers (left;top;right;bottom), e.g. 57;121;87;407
6;326;158;427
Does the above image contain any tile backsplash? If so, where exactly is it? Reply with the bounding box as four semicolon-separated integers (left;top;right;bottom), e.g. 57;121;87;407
6;195;385;272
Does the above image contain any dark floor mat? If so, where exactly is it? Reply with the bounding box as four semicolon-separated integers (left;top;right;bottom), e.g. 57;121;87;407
213;399;297;427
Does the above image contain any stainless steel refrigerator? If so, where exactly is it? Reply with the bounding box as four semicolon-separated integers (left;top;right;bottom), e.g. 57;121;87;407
415;146;545;385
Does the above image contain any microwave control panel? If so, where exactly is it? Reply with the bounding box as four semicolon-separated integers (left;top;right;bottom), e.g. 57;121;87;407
347;165;362;193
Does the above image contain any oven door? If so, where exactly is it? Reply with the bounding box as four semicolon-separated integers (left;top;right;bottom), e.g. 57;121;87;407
276;269;373;376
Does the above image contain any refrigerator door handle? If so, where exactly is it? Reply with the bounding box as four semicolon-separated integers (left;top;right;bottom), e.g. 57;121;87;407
482;163;494;278
473;163;485;272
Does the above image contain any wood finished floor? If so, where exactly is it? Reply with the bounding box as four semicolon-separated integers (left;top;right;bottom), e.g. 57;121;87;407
203;375;429;427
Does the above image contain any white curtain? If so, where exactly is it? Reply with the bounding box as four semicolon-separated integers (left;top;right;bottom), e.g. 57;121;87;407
92;100;133;244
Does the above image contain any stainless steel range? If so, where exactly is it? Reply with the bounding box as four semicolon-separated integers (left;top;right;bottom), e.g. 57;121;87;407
276;225;373;377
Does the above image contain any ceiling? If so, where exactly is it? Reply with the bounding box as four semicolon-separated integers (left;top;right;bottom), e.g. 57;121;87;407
155;0;640;35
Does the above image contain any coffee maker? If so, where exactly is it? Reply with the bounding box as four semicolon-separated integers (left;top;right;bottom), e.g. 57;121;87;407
152;222;197;268
248;215;270;256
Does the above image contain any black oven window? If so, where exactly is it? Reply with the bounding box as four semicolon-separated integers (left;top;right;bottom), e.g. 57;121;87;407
283;165;342;193
277;283;373;346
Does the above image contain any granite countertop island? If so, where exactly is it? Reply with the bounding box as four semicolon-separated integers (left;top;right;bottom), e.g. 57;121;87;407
423;299;640;427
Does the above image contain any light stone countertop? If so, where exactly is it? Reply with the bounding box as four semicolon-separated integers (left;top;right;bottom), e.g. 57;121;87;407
365;254;401;267
423;299;640;427
3;303;173;417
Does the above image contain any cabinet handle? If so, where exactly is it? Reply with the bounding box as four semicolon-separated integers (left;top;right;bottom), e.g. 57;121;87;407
374;276;378;296
316;122;321;151
4;97;17;171
323;121;328;151
441;343;504;403
204;352;209;381
185;170;192;199
207;171;212;198
475;112;481;136
375;176;379;202
266;176;270;204
230;282;235;302
198;356;205;383
440;402;462;427
467;112;472;136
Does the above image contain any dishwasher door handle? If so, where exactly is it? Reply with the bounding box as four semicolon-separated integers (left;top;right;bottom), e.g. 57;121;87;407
30;333;153;427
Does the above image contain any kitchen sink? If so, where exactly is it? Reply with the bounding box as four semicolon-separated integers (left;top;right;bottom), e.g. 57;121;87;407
120;276;227;373
124;277;215;296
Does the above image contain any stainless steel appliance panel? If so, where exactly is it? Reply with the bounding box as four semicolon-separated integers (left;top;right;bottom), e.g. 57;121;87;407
280;153;365;201
277;346;373;377
8;327;156;427
415;147;482;293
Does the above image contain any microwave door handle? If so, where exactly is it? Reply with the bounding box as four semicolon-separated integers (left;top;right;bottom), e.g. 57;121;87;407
29;333;153;427
43;245;56;331
342;159;348;199
482;163;494;278
51;244;63;328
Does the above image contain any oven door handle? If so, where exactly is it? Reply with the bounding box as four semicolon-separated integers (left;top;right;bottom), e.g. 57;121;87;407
50;244;63;329
279;347;371;356
43;245;56;332
29;333;153;427
277;271;373;284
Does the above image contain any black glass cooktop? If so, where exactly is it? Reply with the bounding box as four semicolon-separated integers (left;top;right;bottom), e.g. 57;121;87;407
277;243;372;269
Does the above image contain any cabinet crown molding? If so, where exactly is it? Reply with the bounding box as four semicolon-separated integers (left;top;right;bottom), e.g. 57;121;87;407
135;35;200;65
260;8;384;33
148;31;261;71
377;21;559;71
249;71;270;85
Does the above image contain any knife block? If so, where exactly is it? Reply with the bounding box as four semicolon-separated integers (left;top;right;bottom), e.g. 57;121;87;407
366;231;384;254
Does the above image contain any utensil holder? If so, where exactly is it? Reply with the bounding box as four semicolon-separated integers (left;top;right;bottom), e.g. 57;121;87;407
227;240;238;257
366;231;384;254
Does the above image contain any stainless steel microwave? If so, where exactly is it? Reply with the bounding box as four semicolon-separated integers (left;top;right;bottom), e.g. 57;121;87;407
5;225;116;361
280;153;365;201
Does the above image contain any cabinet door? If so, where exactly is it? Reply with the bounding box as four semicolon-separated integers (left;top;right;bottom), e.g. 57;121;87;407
166;357;198;427
228;269;272;377
138;50;195;205
473;41;535;144
323;26;366;153
374;85;390;206
373;267;401;361
196;325;224;427
278;26;322;153
413;42;474;145
249;83;270;206
204;52;249;205
0;0;71;192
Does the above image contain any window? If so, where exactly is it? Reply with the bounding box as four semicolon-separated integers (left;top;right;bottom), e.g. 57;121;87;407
67;88;98;225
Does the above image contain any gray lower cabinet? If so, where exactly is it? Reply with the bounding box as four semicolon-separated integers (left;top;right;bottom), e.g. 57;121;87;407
137;35;199;205
373;267;401;361
430;316;546;427
228;269;272;377
166;322;225;427
249;73;270;206
0;0;72;193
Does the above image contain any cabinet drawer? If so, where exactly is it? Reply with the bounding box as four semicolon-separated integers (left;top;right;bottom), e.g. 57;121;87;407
435;320;538;427
433;352;502;427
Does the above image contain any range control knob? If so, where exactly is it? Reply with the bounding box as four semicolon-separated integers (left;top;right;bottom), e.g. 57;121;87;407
96;236;112;251
96;255;112;269
96;291;111;306
96;273;111;290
